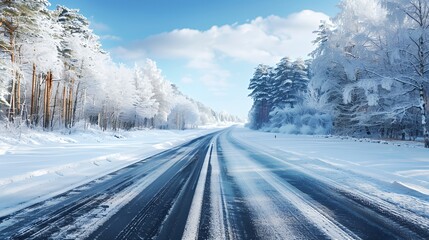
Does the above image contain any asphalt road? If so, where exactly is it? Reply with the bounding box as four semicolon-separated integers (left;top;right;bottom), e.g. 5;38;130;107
0;128;428;239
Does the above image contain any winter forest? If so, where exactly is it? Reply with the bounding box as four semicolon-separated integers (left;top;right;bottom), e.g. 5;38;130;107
248;0;429;147
0;0;240;132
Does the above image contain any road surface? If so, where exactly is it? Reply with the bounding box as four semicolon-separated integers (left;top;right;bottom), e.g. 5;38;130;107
0;128;428;239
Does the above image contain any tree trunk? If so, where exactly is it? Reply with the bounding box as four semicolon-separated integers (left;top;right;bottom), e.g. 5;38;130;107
98;112;102;130
44;71;53;129
16;71;21;117
419;86;429;147
67;83;73;128
8;76;16;121
72;82;80;126
30;63;36;124
62;84;67;127
34;73;42;126
7;27;16;121
43;74;48;129
51;82;60;130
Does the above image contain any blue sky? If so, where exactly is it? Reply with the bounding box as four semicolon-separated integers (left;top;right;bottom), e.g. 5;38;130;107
49;0;340;119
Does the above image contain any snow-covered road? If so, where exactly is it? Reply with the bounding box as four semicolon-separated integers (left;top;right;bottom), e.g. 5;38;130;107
0;127;220;217
1;126;429;239
0;132;216;239
216;128;429;239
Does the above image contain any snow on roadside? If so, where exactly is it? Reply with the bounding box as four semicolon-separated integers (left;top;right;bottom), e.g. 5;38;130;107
230;126;429;219
0;126;222;217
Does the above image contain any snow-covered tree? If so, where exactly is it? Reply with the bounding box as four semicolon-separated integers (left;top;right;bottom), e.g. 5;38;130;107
248;58;310;130
168;95;199;130
0;0;239;132
271;57;293;108
131;64;158;128
248;64;273;129
309;0;429;145
0;0;56;122
142;59;173;128
289;59;309;108
24;6;62;127
55;5;103;128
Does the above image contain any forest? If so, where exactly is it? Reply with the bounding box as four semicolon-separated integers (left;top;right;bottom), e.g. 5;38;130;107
0;0;239;132
248;0;429;147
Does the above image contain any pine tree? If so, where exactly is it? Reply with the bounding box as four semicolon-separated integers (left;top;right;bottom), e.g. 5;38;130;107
289;59;309;108
56;5;97;128
248;64;273;129
272;57;293;108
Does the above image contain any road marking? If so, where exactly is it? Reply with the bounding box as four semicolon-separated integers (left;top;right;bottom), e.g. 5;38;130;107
182;140;213;240
209;137;230;240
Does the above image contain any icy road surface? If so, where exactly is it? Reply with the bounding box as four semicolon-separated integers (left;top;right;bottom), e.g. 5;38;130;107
1;127;429;239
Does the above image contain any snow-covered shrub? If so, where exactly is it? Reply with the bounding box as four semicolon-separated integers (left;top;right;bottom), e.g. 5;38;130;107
167;96;200;130
263;106;332;135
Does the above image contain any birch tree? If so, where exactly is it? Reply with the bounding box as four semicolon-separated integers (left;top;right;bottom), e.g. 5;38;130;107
391;0;429;145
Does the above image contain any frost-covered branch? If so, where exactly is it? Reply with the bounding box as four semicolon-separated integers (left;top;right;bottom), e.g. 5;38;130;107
365;69;420;88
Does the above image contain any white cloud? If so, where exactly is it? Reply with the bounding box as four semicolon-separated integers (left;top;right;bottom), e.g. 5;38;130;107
115;10;329;63
113;46;147;61
181;76;194;84
112;10;330;94
200;67;231;96
100;35;122;41
89;18;110;32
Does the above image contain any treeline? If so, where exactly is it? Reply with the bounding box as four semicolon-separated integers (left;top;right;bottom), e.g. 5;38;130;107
248;58;332;134
0;0;239;131
248;0;429;146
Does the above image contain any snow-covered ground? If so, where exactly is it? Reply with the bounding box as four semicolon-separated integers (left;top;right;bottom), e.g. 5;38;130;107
1;124;429;230
230;127;429;220
0;125;224;217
